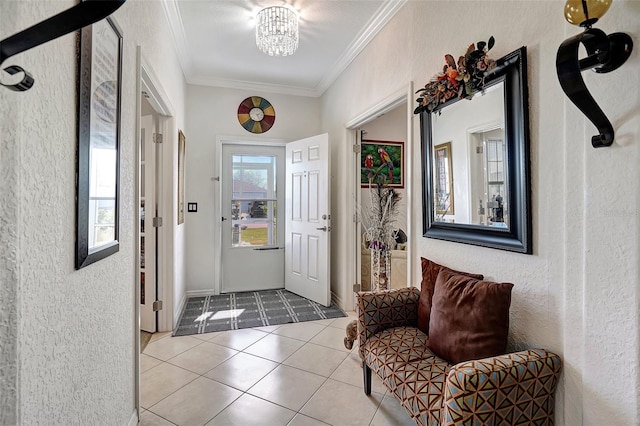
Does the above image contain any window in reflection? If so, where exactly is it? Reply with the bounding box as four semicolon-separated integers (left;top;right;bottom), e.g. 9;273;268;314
469;127;508;228
88;146;116;249
485;137;507;226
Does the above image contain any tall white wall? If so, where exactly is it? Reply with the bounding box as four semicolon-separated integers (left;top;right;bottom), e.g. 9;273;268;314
0;0;186;423
321;1;640;425
184;86;321;294
0;2;20;422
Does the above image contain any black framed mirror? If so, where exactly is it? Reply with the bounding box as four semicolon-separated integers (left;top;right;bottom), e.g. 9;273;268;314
75;16;122;269
421;46;531;254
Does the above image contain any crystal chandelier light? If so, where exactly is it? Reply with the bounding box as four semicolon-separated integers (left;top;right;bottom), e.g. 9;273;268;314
255;6;299;57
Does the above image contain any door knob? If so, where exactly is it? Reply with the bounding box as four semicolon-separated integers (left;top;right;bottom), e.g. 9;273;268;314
222;217;228;221
316;226;330;232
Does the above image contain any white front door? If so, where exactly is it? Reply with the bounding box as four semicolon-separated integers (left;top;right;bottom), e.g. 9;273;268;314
285;134;331;307
221;144;285;292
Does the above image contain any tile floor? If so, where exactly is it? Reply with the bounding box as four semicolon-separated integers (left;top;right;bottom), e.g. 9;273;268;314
140;312;415;426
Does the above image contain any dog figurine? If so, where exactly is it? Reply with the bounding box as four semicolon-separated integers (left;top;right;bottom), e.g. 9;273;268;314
343;319;358;350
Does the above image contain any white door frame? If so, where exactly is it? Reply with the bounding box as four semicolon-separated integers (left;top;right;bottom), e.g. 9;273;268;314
344;83;414;310
135;47;176;419
213;135;285;296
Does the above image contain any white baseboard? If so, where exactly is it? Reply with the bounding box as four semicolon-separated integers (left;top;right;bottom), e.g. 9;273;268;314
173;291;188;329
127;410;138;426
331;291;345;311
186;289;218;298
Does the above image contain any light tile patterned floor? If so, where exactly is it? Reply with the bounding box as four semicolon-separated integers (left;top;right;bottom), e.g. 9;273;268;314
140;312;415;426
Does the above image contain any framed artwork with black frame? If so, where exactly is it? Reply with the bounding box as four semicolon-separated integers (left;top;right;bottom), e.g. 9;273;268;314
75;16;123;269
360;140;404;188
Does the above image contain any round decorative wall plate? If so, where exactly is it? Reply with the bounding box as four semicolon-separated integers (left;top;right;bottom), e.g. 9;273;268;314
237;96;276;134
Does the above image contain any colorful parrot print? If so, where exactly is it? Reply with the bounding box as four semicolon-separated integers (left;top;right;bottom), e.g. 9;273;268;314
364;154;374;169
378;147;394;182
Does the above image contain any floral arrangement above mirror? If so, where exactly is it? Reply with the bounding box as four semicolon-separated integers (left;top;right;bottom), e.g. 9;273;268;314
414;37;497;114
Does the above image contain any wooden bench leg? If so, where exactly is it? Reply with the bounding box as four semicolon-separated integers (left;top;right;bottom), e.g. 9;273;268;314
363;362;372;395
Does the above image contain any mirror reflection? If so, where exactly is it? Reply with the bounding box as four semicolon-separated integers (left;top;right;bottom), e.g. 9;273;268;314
88;145;117;249
431;81;508;228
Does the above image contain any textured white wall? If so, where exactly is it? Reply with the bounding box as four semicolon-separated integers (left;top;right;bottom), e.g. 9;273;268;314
184;86;321;293
321;1;639;425
0;0;186;423
0;3;20;424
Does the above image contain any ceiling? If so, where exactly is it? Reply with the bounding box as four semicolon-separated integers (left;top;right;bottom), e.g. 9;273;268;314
161;0;406;97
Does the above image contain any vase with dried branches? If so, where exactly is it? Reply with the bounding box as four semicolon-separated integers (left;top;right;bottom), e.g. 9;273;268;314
360;183;401;291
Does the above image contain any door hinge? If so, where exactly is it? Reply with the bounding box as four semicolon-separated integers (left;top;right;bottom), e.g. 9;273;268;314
153;133;163;144
353;213;360;223
353;283;361;293
153;300;163;311
153;217;163;227
352;144;361;154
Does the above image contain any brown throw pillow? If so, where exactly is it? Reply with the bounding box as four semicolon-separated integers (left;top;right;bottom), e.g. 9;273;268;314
417;257;483;334
428;269;513;364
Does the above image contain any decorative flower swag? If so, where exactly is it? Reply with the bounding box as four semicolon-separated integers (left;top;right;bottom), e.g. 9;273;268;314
414;36;497;115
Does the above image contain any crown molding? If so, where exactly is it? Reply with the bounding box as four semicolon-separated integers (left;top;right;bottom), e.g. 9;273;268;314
314;0;407;96
161;0;193;80
188;75;320;98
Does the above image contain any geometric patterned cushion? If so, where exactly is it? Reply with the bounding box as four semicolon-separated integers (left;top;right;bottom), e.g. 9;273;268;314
385;354;453;426
361;326;452;426
361;326;431;383
442;349;562;426
357;288;420;360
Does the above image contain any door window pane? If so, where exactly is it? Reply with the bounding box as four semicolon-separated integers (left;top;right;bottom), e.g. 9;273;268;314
230;155;278;247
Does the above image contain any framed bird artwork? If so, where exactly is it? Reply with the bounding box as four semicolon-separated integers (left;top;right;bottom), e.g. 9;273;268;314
360;140;404;188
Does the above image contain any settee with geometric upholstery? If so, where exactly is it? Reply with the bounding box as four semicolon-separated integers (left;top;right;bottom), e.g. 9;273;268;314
356;262;562;426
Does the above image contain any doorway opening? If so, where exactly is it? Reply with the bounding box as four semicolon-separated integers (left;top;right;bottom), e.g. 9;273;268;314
345;84;414;309
135;48;176;419
139;96;161;334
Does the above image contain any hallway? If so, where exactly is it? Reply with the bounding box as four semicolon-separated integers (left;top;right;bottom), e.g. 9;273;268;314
139;313;414;425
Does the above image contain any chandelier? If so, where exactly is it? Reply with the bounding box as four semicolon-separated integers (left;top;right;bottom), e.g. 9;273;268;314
255;6;299;57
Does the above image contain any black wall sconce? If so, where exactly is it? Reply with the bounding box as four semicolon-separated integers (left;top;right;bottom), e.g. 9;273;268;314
0;0;126;92
556;0;633;148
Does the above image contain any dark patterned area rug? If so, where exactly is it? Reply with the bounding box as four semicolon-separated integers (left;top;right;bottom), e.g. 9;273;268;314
173;289;346;336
